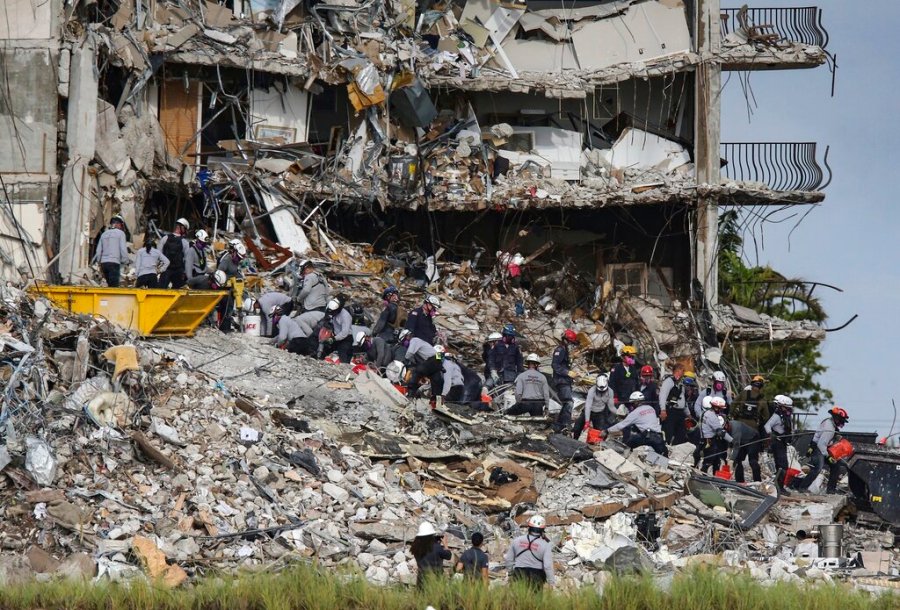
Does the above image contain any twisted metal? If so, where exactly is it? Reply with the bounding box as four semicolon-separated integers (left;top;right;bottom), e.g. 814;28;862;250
720;142;831;192
721;6;829;48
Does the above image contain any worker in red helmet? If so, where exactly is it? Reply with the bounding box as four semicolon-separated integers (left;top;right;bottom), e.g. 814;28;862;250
550;329;579;433
791;406;849;494
638;365;659;411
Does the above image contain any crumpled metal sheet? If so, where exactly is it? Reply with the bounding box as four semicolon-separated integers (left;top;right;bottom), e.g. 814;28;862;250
25;436;57;486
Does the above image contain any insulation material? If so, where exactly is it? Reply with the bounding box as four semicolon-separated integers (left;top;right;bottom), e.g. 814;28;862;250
599;128;691;174
259;190;311;255
159;80;202;161
497;127;583;180
249;84;310;144
570;1;691;71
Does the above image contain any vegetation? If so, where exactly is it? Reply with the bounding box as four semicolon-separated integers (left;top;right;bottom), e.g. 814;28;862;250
718;210;833;410
0;565;895;610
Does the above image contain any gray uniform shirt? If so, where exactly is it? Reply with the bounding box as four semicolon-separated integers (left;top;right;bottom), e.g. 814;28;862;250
813;418;837;454
694;388;732;419
92;228;130;265
584;387;615;421
405;338;436;363
217;253;241;279
609;405;662;434
297;272;329;310
258;292;292;315
275;316;305;344
701;409;733;442
504;534;555;585
134;247;169;276
441;359;464;395
185;245;208;280
514;369;550;403
331;309;353;341
763;412;787;436
658;376;687;414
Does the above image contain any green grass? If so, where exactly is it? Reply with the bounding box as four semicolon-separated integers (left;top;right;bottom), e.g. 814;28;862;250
0;564;897;610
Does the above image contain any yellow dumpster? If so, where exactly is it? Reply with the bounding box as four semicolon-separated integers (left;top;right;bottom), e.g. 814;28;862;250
29;285;226;337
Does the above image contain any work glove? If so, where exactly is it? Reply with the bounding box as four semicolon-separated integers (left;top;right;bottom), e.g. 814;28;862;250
491;372;500;384
568;370;578;379
826;455;837;465
806;444;815;458
583;423;591;431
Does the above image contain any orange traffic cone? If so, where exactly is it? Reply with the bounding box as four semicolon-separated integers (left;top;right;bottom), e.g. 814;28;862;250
715;464;732;480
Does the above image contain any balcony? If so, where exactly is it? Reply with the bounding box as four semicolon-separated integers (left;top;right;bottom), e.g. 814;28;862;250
720;6;829;71
718;142;831;204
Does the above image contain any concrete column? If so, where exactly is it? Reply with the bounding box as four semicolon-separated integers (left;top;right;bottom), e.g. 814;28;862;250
693;0;721;306
59;35;98;283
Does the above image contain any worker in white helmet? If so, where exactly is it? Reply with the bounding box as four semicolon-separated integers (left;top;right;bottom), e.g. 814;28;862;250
158;218;191;288
505;514;555;589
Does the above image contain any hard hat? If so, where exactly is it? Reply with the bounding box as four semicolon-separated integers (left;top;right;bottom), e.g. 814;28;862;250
434;344;446;354
234;243;247;257
195;229;210;243
213;270;227;286
595;374;609;390
298;259;312;269
270;304;283;316
621;345;637;356
751;375;766;384
110;214;125;225
829;406;849;421
629;391;645;402
353;331;367;347
710;396;727;410
713;371;726;382
176;218;190;231
382;285;399;299
242;297;257;313
640;365;654;377
525;353;541;365
416;522;437;538
398;328;411;341
526;515;545;530
424;295;441;308
774;395;793;408
501;323;516;337
512;253;525;266
682;371;697;386
386;361;407;384
701;396;713;411
487;332;502;342
563;329;577;343
326;298;341;312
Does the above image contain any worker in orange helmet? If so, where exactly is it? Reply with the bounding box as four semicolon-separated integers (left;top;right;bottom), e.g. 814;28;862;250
790;406;849;494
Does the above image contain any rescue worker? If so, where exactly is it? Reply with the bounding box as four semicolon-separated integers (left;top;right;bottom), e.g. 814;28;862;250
272;305;311;354
158;218;190;288
458;360;488;411
658;363;685;436
661;367;695;446
572;373;617;439
699;396;732;474
405;295;440;345
185;229;210;283
440;352;465;402
92;215;130;287
639;365;659;411
605;391;668;457
696;371;732;416
293;259;330;337
764;395;794;492
550;329;579;433
404;339;443;398
609;345;640;404
319;298;353;362
246;291;293;337
391;328;412;364
133;237;168;288
185;268;227;291
352;330;372;360
371;286;405;343
504;515;555;589
488;324;524;386
729;375;770;483
410;522;451;588
455;531;489;584
483;332;502;381
508;353;550;417
214;240;246;332
791;407;849;494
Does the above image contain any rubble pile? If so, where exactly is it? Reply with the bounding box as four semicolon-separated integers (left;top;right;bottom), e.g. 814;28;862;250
0;283;895;590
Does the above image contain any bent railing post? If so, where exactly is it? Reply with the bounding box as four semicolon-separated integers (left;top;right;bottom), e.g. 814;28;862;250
720;142;830;192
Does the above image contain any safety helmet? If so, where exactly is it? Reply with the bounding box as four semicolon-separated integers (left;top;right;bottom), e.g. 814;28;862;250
596;374;609;390
701;396;713;411
213;270;227;286
242;297;257;313
751;375;766;387
110;214;125;225
525;353;541;366
416;522;437;538
382;285;399;299
526;515;546;530
640;365;654;377
629;391;645;403
563;329;577;343
298;259;312;269
710;396;727;411
398;328;412;342
511;253;525;266
829;406;849;422
713;371;726;383
386;360;407;384
175;218;190;231
434;344;446;354
774;395;793;408
326;298;341;312
270;304;283;316
621;345;637;356
353;331;368;347
682;372;697;386
424;295;441;308
501;323;516;337
195;229;210;243
487;332;503;342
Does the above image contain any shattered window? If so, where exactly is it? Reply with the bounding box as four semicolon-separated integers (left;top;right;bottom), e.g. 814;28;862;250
608;263;647;297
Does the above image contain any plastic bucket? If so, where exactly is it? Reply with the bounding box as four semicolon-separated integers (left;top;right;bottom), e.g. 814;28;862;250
784;468;802;486
242;315;261;336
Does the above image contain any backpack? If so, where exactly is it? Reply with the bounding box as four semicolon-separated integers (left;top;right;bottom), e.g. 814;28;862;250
163;234;184;270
